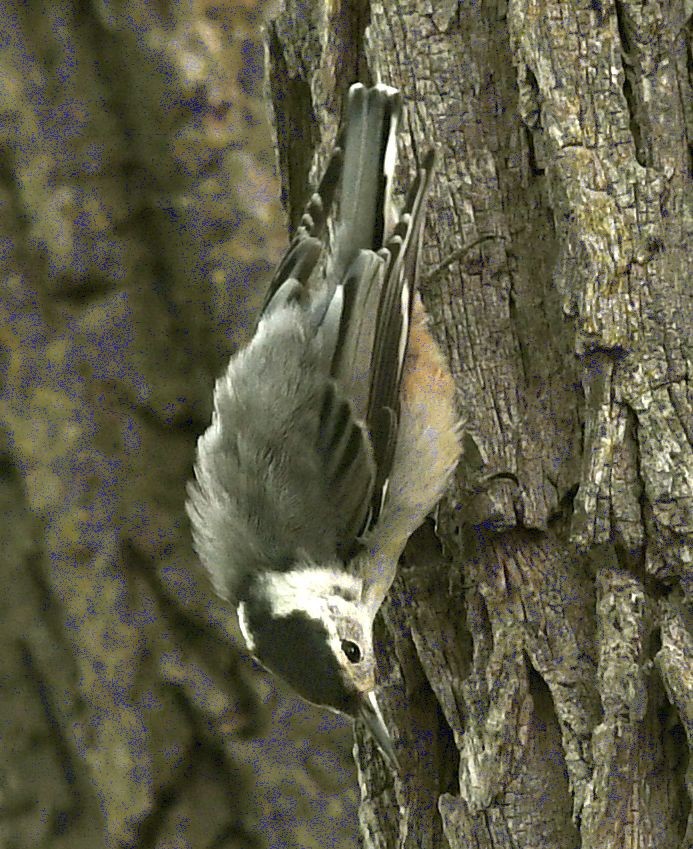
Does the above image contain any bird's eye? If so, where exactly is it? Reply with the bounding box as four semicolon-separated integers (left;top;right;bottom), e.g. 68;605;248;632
341;640;361;664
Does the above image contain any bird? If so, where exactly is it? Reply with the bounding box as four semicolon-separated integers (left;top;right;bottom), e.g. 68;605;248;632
186;83;461;768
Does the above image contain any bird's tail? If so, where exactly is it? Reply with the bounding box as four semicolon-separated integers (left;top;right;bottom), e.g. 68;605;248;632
332;83;402;278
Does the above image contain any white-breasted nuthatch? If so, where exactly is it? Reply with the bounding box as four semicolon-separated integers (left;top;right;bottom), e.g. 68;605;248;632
187;83;461;768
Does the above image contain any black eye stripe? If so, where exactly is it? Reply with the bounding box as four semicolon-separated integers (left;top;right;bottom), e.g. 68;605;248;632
341;640;361;663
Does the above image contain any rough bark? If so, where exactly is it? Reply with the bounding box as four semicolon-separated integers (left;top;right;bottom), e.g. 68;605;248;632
268;1;692;847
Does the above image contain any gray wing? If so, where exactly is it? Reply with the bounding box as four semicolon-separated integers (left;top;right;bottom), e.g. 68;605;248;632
364;150;436;525
324;87;436;530
329;85;401;419
186;301;377;599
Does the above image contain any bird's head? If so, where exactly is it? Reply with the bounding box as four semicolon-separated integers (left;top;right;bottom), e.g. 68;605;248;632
237;565;397;767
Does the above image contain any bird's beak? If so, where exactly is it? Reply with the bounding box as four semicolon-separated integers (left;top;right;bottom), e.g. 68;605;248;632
358;691;400;771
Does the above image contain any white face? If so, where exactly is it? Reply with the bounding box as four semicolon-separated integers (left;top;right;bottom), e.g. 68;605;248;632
249;566;377;700
323;593;376;695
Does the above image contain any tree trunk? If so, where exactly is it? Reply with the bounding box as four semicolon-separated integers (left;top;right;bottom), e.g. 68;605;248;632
269;1;692;847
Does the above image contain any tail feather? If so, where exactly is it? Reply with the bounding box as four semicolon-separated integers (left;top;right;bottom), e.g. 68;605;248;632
333;84;401;273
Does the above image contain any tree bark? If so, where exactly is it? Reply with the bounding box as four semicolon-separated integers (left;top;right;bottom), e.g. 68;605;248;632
269;1;692;847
